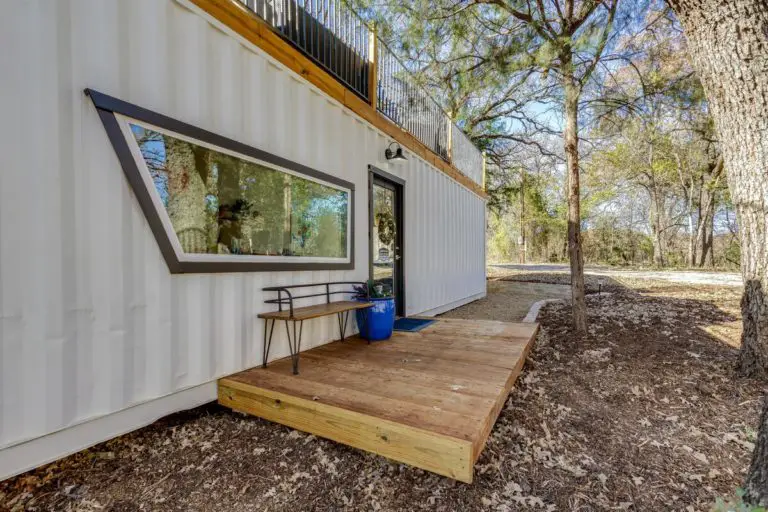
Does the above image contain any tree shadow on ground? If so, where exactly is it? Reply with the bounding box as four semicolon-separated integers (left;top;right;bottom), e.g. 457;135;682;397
501;283;759;510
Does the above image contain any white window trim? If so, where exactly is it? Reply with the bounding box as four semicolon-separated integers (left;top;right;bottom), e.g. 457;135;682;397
116;114;353;265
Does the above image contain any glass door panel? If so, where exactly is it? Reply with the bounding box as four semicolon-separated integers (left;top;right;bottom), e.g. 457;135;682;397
372;183;397;297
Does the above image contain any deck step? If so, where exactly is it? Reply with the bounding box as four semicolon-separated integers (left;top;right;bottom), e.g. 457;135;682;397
218;318;538;483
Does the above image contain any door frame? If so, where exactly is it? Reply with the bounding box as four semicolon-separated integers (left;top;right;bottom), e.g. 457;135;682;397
368;165;405;317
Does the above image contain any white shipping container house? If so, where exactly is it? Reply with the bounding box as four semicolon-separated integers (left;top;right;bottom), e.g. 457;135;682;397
0;0;487;480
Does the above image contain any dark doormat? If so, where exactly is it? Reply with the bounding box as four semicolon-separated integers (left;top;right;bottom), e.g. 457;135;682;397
393;317;435;332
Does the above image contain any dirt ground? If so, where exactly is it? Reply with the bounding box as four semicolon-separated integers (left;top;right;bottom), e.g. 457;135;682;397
442;280;572;322
1;272;762;511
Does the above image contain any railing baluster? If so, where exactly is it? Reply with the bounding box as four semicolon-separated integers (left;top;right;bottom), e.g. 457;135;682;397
235;0;482;183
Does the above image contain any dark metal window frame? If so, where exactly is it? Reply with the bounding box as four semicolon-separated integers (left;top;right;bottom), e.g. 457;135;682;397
368;165;405;317
86;88;355;273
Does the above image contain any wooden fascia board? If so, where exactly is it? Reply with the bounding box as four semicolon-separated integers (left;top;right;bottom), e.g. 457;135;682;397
186;0;488;200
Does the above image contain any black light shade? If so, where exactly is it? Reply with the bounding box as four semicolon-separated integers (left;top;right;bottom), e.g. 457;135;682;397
385;142;408;162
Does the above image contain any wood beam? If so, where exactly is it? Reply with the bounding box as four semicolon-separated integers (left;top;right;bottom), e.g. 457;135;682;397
186;0;487;199
219;380;475;482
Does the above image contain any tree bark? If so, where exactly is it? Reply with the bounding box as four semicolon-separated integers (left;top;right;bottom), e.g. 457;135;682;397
562;55;587;334
165;137;208;253
667;0;768;504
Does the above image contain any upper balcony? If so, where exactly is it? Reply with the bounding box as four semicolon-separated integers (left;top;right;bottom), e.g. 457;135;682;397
205;0;485;189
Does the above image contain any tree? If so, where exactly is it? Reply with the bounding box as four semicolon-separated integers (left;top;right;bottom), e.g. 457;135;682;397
484;0;623;332
665;0;768;504
589;123;682;266
361;0;634;332
164;137;208;253
590;7;729;269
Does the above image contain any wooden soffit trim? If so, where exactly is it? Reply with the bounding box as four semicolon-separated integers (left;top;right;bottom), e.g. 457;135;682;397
186;0;488;199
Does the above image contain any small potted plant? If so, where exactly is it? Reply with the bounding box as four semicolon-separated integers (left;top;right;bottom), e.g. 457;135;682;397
353;280;395;341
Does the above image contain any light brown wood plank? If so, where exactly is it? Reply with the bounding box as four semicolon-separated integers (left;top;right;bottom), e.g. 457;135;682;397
307;342;513;383
285;352;506;398
258;301;372;321
219;318;539;483
425;320;538;338
472;323;538;461
221;373;483;442
218;382;474;482
345;333;528;361
259;357;497;417
365;335;531;357
340;337;526;369
187;0;487;199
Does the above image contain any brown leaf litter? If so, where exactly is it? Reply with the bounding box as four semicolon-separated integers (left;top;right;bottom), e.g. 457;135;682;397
0;275;762;511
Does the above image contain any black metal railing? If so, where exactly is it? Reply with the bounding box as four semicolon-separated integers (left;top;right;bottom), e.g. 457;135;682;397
376;43;449;160
241;0;371;101
450;122;484;184
237;0;483;184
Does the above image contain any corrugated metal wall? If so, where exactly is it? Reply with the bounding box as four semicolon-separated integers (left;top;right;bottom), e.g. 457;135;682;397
0;0;486;472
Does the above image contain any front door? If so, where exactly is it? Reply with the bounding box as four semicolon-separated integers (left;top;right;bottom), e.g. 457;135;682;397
369;168;404;316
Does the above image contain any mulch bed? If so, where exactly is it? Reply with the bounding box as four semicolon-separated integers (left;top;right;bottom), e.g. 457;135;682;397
1;278;762;511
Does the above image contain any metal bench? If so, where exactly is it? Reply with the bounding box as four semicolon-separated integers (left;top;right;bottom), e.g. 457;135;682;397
258;282;373;374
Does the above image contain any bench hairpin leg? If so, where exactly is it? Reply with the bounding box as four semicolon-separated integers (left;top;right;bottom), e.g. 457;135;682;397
337;311;349;341
343;310;350;340
262;318;276;368
285;319;304;375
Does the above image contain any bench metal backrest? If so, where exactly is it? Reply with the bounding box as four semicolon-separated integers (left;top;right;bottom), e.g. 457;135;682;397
263;281;369;317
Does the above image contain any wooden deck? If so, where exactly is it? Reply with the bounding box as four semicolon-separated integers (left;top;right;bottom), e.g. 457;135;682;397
218;318;538;483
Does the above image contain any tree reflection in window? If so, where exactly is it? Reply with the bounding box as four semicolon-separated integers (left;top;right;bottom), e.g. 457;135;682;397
130;124;349;258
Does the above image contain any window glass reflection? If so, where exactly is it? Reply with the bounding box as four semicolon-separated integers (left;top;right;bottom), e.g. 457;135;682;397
130;123;348;258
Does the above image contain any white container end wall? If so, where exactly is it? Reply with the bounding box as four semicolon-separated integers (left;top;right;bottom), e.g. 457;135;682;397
0;0;486;479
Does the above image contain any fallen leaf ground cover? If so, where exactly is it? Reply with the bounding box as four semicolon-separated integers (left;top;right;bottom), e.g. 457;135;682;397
1;274;761;511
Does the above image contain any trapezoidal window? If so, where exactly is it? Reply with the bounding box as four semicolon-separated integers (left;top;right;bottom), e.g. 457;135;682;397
88;89;354;273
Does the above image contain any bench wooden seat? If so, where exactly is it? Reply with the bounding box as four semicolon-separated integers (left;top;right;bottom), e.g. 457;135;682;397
259;282;373;375
258;301;373;321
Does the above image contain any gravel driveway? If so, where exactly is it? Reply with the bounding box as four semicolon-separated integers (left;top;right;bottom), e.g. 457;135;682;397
491;263;743;287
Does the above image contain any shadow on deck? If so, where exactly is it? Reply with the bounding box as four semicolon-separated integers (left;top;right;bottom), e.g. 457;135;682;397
218;318;538;483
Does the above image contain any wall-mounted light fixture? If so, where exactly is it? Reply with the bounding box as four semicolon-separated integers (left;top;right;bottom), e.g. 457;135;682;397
384;142;408;163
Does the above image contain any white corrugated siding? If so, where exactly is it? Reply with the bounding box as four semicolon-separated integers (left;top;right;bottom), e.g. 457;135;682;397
0;0;486;476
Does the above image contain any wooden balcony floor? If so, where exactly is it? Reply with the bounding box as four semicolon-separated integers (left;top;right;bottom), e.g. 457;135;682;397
218;318;538;483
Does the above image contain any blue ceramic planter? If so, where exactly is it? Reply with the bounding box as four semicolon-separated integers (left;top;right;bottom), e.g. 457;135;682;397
356;297;395;341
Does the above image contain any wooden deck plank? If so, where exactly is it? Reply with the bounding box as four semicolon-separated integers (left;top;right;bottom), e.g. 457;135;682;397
259;358;497;417
258;301;372;320
218;318;537;483
287;352;506;398
306;342;514;383
341;336;528;369
471;323;539;461
222;371;484;441
218;382;474;482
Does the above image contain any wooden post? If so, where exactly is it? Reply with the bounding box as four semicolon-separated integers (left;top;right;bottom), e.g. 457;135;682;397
368;24;378;108
446;113;453;161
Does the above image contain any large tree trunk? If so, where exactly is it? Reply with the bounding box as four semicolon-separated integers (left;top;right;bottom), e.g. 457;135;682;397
667;0;768;504
562;57;587;334
165;137;208;253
